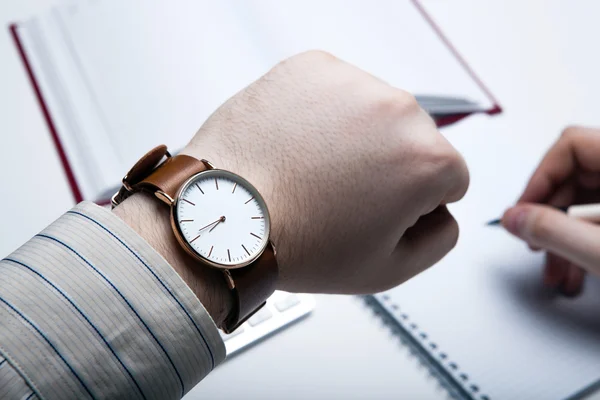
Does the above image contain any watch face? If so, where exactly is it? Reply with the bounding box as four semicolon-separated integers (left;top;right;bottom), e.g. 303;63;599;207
172;169;271;268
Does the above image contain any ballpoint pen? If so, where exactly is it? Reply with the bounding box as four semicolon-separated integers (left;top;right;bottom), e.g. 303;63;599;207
487;203;600;226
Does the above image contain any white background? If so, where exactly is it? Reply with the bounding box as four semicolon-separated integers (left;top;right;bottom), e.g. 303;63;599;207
2;1;600;399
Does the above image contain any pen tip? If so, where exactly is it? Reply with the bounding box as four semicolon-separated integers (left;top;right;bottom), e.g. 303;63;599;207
486;218;502;226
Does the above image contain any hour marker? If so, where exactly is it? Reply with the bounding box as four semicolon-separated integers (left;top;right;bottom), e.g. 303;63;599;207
232;182;237;193
242;244;251;256
215;178;219;190
245;196;254;204
180;219;194;223
250;233;262;240
208;245;213;257
190;234;201;243
195;183;204;194
251;216;264;219
183;199;195;206
227;249;231;262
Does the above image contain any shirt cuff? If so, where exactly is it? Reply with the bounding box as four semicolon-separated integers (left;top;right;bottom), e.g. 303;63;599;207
0;201;225;400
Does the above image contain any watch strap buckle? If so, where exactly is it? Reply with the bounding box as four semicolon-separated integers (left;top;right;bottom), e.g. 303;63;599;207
111;145;171;208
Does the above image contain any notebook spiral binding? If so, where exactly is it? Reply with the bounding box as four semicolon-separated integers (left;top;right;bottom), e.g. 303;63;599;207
363;295;490;400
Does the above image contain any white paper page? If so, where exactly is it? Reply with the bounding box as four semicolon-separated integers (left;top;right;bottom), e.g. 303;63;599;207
234;0;494;109
54;0;270;180
377;113;600;400
17;13;122;200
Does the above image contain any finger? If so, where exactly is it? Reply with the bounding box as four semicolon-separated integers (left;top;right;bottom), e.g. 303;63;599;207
544;180;588;297
546;180;577;208
578;171;600;190
502;203;600;275
436;134;470;205
519;126;600;203
528;181;577;251
559;264;585;297
394;206;459;280
543;252;569;289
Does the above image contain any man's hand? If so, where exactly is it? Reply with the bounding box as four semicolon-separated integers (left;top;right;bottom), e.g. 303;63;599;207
115;51;469;322
502;126;600;296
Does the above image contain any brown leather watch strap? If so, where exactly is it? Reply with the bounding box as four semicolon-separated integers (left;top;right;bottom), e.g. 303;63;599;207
113;149;209;205
224;244;278;333
134;154;208;201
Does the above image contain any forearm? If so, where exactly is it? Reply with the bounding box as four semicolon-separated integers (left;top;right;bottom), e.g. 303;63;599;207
0;202;225;399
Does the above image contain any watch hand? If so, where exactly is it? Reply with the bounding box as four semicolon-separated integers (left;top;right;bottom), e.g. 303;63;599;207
209;216;226;233
198;216;225;232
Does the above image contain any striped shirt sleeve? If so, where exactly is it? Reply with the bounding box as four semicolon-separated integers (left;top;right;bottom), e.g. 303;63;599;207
0;201;226;400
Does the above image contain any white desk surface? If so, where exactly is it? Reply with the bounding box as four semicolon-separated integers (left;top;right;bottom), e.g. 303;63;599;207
1;1;599;399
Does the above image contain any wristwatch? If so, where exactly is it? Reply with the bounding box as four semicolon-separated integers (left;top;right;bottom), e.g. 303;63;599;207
111;145;278;333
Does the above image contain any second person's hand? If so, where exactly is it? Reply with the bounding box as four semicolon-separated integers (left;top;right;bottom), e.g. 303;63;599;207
502;126;600;296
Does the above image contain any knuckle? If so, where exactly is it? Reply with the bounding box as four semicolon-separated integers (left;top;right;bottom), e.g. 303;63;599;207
440;148;467;175
431;147;470;198
381;89;420;116
561;125;584;140
448;153;470;199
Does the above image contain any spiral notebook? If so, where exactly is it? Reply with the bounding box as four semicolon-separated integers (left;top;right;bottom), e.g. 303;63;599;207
10;0;500;204
370;229;600;400
368;115;600;399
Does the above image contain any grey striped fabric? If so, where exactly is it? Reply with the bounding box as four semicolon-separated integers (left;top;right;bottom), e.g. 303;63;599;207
0;356;37;400
0;202;225;400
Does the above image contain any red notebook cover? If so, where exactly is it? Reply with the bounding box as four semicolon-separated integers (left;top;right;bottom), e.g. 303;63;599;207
9;0;501;204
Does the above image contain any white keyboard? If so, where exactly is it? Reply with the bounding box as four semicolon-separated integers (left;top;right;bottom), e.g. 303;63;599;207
219;291;315;356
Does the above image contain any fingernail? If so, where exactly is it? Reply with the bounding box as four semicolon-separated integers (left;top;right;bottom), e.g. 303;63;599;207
503;208;529;237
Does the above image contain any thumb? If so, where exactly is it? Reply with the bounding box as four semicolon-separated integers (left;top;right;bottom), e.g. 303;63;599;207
502;203;600;275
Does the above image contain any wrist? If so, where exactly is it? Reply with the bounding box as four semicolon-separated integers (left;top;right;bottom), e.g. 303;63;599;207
112;193;233;327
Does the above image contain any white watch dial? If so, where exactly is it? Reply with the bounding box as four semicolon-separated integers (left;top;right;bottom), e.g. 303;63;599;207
174;169;270;267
